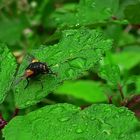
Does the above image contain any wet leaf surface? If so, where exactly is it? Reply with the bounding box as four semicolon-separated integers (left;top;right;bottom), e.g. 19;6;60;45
3;104;140;140
14;28;112;108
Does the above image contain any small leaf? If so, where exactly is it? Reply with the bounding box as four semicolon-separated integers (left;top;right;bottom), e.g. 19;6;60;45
112;52;140;70
3;104;140;140
98;64;121;88
0;43;17;103
49;0;119;27
55;80;107;103
124;3;140;24
14;28;112;108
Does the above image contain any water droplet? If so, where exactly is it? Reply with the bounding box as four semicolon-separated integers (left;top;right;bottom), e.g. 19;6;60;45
69;58;86;69
75;23;80;27
85;123;88;126
59;117;70;122
119;133;125;138
118;108;125;113
115;114;119;118
52;64;59;68
91;117;95;121
82;115;86;119
98;118;105;124
102;130;111;135
55;17;60;22
76;128;83;133
91;2;95;8
25;101;32;106
104;108;111;112
72;124;77;127
66;69;74;77
65;31;74;37
49;105;65;113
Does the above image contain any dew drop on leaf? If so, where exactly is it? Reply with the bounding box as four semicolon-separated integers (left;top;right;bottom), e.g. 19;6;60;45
69;58;86;69
66;68;74;77
91;2;95;8
58;117;70;122
25;101;32;106
102;130;111;135
76;128;83;134
91;117;95;121
50;105;65;113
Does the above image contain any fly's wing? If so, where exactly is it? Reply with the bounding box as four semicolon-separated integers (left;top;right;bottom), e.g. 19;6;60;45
13;76;26;87
13;53;38;87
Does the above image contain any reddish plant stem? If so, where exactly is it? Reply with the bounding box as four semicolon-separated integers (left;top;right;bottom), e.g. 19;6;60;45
0;115;7;130
12;108;19;118
118;83;124;100
108;96;113;104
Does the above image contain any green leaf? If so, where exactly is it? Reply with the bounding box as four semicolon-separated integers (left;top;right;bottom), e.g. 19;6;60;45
0;43;17;103
55;80;107;103
49;0;119;27
124;3;140;24
0;19;27;45
98;64;121;88
117;0;139;18
112;52;140;70
14;28;112;108
3;104;140;140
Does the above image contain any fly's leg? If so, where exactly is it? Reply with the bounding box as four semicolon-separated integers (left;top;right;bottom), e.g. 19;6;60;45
37;79;43;89
48;68;57;76
24;78;30;89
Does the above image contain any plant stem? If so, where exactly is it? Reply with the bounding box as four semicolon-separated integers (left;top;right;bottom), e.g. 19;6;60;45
118;83;124;100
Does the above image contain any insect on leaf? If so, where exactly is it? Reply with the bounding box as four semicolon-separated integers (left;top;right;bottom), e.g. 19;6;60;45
14;28;112;108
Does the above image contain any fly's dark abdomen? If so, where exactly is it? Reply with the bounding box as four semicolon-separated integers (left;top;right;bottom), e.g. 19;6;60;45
22;58;56;89
26;62;50;77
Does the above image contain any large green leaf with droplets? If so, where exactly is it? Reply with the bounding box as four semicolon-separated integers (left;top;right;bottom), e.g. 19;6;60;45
0;43;17;103
14;28;112;108
3;104;140;140
55;80;107;103
48;0;119;28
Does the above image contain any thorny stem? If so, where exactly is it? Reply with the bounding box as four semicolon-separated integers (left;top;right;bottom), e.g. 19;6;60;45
118;83;124;100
